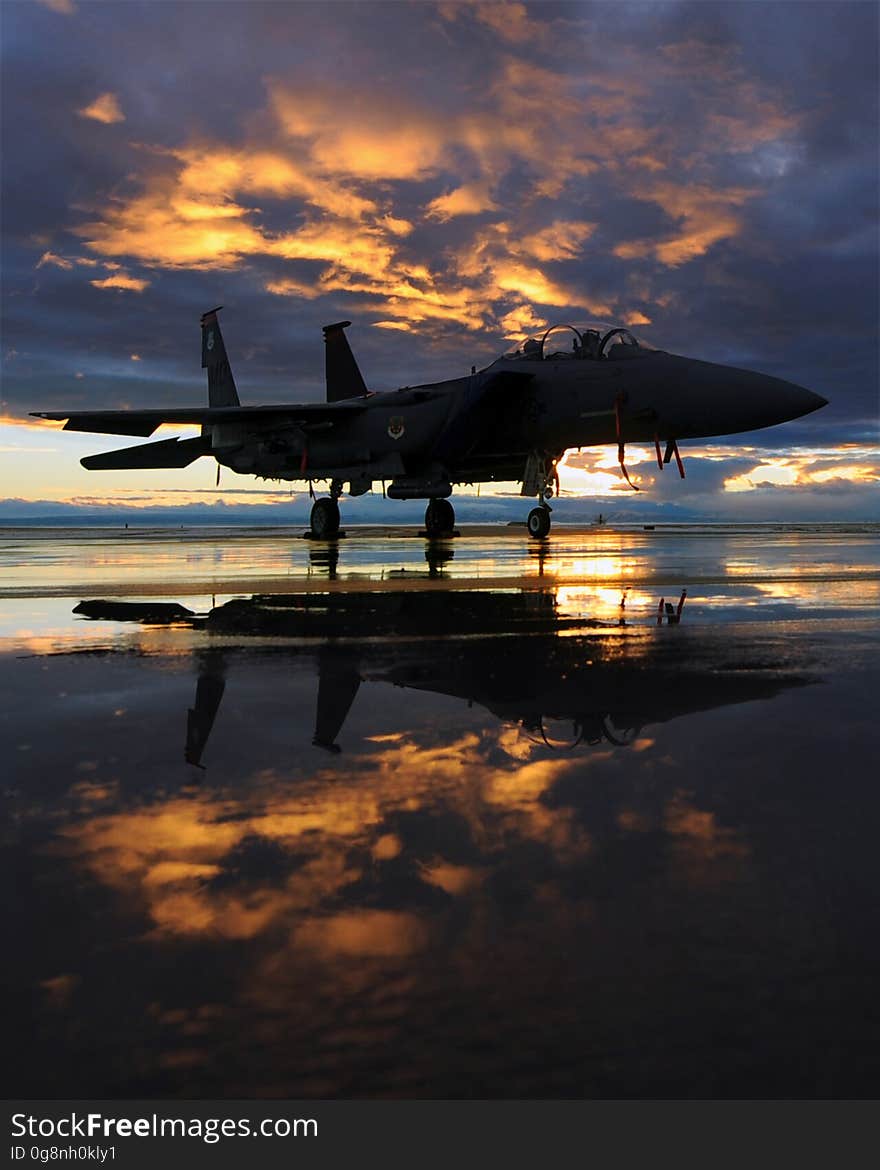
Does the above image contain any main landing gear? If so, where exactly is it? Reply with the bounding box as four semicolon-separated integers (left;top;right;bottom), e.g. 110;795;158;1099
424;497;455;537
309;497;340;538
308;479;343;539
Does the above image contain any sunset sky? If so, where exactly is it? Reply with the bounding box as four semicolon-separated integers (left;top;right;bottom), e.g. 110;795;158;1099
1;0;878;521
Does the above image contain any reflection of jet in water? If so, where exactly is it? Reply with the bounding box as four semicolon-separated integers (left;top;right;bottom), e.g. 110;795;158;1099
203;587;583;640
186;662;226;767
177;588;808;764
73;599;195;622
35;309;827;539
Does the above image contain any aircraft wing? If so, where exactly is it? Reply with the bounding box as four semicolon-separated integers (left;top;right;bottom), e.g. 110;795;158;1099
30;400;368;438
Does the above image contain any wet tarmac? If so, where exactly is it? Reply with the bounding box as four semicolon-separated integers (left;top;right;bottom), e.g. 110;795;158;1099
2;524;879;1097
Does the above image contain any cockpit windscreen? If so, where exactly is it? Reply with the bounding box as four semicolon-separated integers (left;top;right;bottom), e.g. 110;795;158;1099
504;322;657;362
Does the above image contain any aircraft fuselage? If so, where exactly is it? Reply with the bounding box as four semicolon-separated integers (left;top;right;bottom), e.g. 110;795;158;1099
216;349;825;487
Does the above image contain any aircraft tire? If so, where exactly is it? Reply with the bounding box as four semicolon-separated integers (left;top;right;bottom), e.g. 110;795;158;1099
425;497;455;536
527;507;551;538
310;497;340;538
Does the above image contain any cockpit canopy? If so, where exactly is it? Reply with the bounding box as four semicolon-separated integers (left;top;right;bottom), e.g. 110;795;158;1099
504;322;657;362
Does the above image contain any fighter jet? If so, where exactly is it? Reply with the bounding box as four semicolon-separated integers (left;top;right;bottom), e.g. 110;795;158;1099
32;310;827;538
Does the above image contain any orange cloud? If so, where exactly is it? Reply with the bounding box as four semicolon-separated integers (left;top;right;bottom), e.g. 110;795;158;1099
36;251;100;270
382;214;414;237
519;221;597;263
724;453;880;493
269;262;491;331
263;276;320;299
419;861;483;896
492;261;572;306
36;250;73;270
437;0;552;48
269;82;449;181
724;459;799;491
79;189;264;269
664;791;749;875
808;465;880;485
271;220;395;271
557;455;646;497
78;92;125;125
56;721;595;950
372;320;414;332
63;25;805;335
426;183;498;221
615;182;756;266
450;222;613;319
0;413;66;431
90;273;150;292
172;145;377;219
498;304;548;342
295;910;429;958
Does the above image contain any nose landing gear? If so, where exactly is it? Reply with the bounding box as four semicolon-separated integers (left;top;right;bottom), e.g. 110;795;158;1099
522;452;559;538
527;505;551;538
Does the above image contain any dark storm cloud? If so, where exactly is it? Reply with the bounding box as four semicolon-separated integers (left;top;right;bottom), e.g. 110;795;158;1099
2;1;877;506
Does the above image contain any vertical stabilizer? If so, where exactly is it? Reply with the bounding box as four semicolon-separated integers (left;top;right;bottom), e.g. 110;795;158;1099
313;653;361;751
323;320;368;402
201;306;240;407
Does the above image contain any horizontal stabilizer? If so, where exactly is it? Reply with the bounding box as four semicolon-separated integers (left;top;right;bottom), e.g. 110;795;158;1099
81;436;211;470
31;400;367;437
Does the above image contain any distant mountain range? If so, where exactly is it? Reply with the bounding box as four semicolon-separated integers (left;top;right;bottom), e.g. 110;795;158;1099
0;494;710;526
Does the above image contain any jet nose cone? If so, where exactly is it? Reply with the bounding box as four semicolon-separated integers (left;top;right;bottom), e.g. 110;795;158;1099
744;369;828;430
655;356;830;441
770;377;828;423
670;359;830;437
799;387;829;415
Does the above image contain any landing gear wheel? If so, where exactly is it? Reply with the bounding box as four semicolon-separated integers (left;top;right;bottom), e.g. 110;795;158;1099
527;507;551;538
310;497;340;539
425;497;455;536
